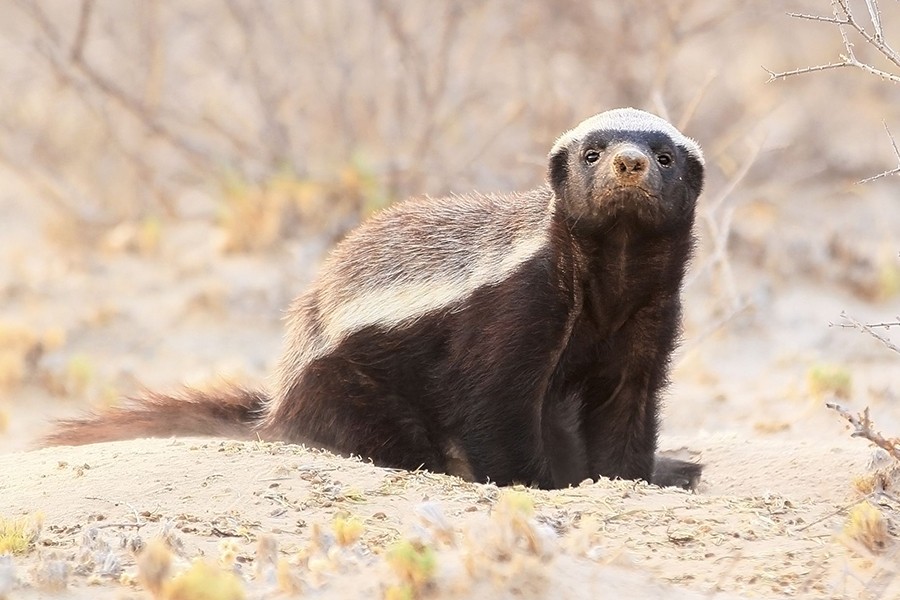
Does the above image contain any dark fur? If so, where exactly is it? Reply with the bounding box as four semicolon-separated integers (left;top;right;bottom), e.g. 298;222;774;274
48;111;704;490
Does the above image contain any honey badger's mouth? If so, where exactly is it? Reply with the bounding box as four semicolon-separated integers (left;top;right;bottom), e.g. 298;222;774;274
597;184;657;202
591;185;666;224
595;185;661;211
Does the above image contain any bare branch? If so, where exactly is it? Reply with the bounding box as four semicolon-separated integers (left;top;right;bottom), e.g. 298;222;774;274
826;403;900;462
843;59;900;83
15;1;214;170
685;137;761;303
765;0;900;185
763;49;900;84
833;0;858;63
70;0;94;63
785;12;844;25
838;0;900;68
833;320;900;330
765;0;900;83
858;168;900;184
858;123;900;183
763;62;852;82
864;0;884;42
677;69;717;133
884;121;900;159
833;311;900;355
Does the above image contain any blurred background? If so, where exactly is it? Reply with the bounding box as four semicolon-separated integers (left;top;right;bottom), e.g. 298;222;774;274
0;0;898;451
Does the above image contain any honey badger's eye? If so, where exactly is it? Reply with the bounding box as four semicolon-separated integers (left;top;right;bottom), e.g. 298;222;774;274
584;150;600;164
657;153;673;167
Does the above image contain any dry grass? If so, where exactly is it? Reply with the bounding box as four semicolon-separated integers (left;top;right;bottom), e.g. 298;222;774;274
135;538;174;597
844;501;891;554
0;514;42;556
163;560;245;600
332;515;365;547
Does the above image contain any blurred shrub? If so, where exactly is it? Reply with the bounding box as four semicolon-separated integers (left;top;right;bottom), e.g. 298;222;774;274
0;1;770;241
218;158;388;252
1;1;897;261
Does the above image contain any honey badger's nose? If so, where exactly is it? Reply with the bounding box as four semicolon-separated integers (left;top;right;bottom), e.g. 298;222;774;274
612;146;649;180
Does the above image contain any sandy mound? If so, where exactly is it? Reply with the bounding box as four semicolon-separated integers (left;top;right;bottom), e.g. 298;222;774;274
1;434;896;599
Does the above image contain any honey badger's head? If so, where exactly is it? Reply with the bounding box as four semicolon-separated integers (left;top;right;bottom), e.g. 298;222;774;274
548;108;705;232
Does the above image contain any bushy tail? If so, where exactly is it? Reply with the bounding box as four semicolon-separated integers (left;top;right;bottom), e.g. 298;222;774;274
43;386;268;447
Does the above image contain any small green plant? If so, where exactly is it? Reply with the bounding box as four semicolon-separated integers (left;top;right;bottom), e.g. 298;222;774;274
64;354;95;397
385;539;436;596
876;258;900;300
807;364;852;399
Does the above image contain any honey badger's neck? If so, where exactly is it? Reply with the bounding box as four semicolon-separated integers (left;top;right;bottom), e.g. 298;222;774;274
547;109;704;333
565;216;695;337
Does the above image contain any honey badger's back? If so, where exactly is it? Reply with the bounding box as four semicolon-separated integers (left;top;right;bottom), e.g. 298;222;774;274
262;188;565;484
270;189;556;413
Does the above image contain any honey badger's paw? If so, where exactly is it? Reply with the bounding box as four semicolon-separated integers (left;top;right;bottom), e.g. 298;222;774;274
652;456;703;491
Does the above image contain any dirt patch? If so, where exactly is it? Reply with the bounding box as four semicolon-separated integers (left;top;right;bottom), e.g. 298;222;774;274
1;435;896;599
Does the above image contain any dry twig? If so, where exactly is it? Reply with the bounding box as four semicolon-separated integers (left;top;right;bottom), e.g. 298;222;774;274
858;122;900;183
831;311;900;355
685;138;763;309
764;0;900;84
764;0;900;182
826;403;900;462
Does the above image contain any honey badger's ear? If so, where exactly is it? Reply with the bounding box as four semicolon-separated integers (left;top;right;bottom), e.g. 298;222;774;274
683;152;706;198
548;145;569;200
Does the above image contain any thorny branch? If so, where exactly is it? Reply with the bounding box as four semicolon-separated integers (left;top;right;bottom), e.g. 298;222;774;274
764;0;900;83
859;321;900;329
831;311;900;355
826;403;900;462
858;122;900;183
764;0;900;182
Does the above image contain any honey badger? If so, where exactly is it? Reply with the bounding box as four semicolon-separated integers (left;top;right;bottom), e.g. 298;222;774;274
47;108;705;490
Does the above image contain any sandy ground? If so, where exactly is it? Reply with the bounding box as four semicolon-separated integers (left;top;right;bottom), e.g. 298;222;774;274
1;171;899;598
0;435;895;600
